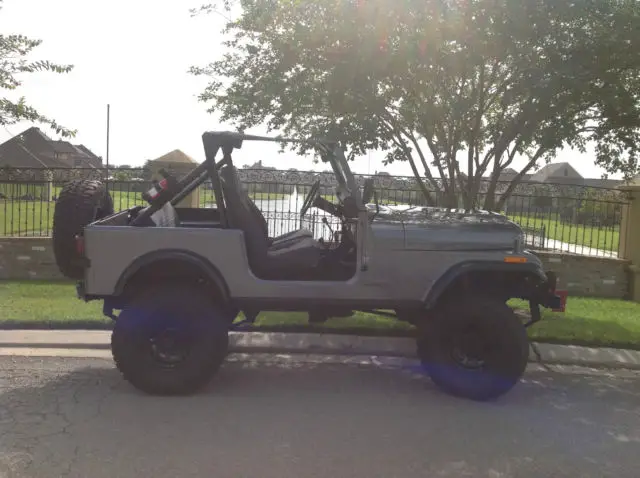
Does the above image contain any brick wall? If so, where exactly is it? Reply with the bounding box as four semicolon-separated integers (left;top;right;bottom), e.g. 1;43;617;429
0;237;63;281
0;237;633;298
535;251;630;299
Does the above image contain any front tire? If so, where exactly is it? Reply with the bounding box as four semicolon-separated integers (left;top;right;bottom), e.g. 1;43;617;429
417;297;529;401
111;285;230;395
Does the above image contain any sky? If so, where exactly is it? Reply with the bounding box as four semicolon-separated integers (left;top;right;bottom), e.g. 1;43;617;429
0;0;615;179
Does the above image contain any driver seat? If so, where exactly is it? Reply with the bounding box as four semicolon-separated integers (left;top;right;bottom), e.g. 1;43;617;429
219;164;324;280
228;167;313;246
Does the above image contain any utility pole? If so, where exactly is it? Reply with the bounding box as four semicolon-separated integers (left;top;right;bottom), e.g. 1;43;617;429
105;104;111;192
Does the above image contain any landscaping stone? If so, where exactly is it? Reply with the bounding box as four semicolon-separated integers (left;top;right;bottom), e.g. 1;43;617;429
0;237;62;280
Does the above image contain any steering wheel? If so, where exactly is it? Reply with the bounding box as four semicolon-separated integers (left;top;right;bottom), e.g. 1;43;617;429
300;180;321;218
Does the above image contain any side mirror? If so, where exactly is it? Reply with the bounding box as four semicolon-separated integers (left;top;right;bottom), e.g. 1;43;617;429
362;178;374;204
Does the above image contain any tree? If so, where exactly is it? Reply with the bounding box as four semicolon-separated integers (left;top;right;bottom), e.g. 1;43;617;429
191;0;640;209
0;0;74;136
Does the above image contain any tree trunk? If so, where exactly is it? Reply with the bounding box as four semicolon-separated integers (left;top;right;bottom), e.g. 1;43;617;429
406;156;436;206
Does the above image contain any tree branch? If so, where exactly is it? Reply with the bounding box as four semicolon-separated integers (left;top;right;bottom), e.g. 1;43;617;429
495;146;547;210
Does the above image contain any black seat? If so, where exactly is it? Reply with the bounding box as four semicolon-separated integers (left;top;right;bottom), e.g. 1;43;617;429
219;165;323;280
247;198;312;247
236;172;313;246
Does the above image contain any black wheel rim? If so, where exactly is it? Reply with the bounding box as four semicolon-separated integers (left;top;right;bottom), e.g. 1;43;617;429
449;325;491;370
148;327;193;367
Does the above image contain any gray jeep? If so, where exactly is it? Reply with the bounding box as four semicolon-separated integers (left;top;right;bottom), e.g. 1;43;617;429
52;131;563;401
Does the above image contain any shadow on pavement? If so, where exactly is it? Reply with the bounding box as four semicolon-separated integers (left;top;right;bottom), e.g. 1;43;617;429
0;358;639;478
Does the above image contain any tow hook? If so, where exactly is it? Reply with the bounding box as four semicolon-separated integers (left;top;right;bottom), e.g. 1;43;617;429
524;300;542;328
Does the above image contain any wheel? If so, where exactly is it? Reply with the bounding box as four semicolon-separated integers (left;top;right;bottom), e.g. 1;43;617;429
52;179;114;280
417;297;529;401
111;285;230;395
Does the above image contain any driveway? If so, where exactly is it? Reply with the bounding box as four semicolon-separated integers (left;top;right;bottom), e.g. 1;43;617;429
1;354;639;478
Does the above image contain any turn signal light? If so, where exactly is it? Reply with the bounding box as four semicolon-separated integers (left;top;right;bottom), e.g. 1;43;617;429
504;256;527;263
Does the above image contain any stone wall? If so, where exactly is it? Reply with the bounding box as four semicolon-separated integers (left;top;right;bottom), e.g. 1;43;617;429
0;237;63;281
535;251;630;299
0;237;633;299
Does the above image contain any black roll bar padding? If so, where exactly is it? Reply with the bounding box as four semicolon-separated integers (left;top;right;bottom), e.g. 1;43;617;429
130;131;276;227
211;147;235;228
170;170;210;207
208;155;228;228
130;158;215;226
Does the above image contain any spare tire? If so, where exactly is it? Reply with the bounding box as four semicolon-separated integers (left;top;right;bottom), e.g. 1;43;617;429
52;179;114;280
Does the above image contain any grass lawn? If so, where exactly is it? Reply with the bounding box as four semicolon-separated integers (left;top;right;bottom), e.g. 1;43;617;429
0;190;291;235
507;214;620;252
0;181;622;253
2;280;639;349
0;200;53;236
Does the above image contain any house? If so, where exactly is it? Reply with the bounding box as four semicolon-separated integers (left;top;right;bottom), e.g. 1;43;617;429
145;149;198;182
527;162;584;185
0;127;102;171
149;149;198;167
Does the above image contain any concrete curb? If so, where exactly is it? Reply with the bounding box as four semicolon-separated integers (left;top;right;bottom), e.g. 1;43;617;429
1;330;640;370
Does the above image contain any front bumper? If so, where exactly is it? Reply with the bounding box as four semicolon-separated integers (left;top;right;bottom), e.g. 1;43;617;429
525;271;566;327
539;271;566;311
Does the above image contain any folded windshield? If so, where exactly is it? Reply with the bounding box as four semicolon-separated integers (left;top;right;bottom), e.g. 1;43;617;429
324;144;359;205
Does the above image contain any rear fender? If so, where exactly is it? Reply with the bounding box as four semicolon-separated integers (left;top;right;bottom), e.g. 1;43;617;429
113;249;230;302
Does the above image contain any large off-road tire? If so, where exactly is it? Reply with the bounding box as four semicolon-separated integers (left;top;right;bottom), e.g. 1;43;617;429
111;285;230;395
417;297;529;401
52;179;113;280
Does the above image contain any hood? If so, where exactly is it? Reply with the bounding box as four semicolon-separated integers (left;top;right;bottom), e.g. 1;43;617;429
367;205;523;251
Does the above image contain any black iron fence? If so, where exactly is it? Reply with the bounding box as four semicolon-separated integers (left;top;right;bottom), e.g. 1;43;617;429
0;166;631;258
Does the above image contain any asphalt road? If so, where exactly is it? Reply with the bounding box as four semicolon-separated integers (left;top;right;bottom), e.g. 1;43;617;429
0;354;639;478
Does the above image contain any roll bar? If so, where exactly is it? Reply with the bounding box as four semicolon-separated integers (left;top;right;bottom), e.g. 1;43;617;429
130;131;341;228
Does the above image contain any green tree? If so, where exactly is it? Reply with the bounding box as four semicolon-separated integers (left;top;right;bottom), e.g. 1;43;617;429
0;0;73;136
191;0;640;209
575;189;623;227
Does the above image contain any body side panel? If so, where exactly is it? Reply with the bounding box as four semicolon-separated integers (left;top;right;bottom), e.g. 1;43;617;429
83;225;542;305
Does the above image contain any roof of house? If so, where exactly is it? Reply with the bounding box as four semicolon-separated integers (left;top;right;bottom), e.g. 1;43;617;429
75;144;100;160
0;127;104;169
150;149;198;164
51;140;80;154
529;162;583;182
0;127;67;169
500;168;518;176
582;178;611;188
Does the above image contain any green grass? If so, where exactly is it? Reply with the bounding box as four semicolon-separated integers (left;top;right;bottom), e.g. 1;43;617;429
508;298;640;348
0;200;54;236
0;189;623;254
0;190;291;235
1;281;639;349
251;192;287;200
507;214;620;251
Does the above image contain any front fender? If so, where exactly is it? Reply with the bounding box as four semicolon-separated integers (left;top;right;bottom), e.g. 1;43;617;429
423;259;548;309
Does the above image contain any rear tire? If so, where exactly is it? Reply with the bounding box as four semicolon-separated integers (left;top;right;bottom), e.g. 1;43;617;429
417;297;529;401
111;285;230;395
52;179;113;280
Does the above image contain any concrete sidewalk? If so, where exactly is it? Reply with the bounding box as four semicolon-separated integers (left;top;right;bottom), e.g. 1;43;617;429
1;330;640;370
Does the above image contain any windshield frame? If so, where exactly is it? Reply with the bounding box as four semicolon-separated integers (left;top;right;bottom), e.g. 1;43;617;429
323;143;361;207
